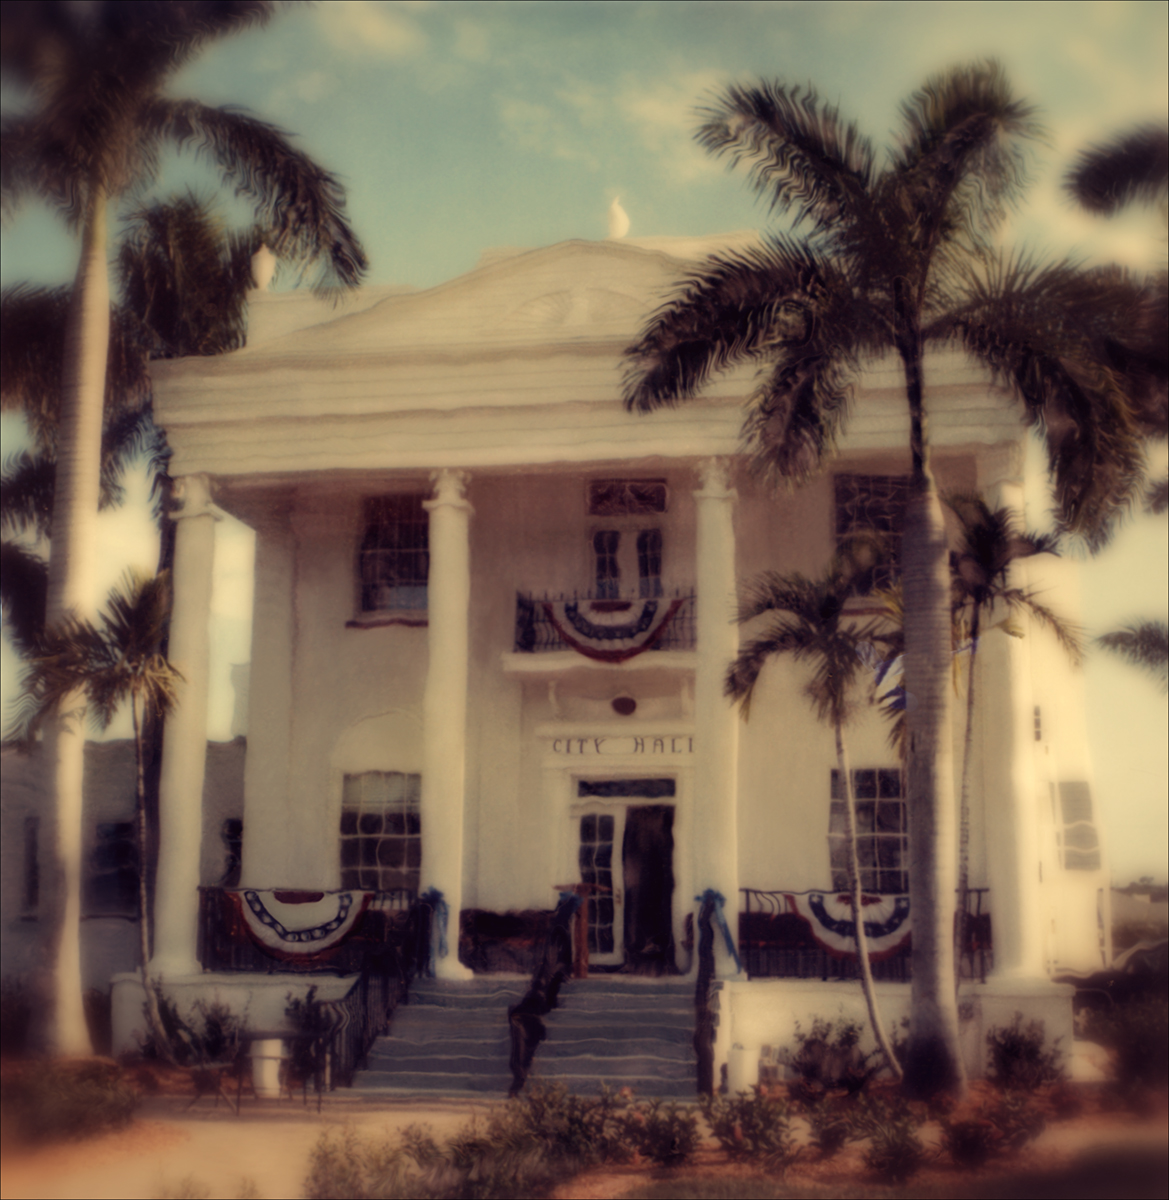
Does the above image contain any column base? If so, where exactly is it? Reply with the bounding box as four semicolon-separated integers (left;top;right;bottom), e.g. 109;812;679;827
434;956;475;982
148;954;203;979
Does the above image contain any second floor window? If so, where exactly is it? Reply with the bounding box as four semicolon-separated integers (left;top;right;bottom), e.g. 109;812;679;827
592;528;664;598
360;495;429;613
834;474;910;595
829;768;908;894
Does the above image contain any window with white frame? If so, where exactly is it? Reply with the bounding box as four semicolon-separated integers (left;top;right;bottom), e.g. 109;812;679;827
86;822;139;915
587;479;667;599
359;495;429;613
340;772;422;892
828;768;908;893
834;475;910;594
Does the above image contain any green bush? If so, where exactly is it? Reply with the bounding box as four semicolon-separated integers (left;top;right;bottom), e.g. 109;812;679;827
700;1088;800;1171
1082;998;1168;1091
804;1095;857;1159
786;1018;880;1100
985;1012;1064;1091
626;1099;700;1167
851;1094;926;1183
1;1058;138;1144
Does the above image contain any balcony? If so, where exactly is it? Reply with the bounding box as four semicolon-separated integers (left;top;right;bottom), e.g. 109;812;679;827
739;887;993;983
510;590;696;671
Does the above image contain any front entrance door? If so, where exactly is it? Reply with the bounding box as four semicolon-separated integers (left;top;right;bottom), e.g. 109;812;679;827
576;778;676;973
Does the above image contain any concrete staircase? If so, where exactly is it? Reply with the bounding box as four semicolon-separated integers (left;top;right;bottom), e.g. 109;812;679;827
353;975;697;1099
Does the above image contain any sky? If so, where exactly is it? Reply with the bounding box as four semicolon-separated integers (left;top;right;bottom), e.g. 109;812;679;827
1;0;1166;882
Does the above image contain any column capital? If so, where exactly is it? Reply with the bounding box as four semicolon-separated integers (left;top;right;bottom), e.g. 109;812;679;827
694;457;737;501
425;468;473;513
171;473;227;522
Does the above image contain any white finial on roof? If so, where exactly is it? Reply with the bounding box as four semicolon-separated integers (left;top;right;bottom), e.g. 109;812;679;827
607;196;630;239
250;244;277;292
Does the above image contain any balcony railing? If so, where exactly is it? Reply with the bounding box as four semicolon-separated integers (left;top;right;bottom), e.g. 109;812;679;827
196;887;432;1091
739;888;992;983
514;590;696;657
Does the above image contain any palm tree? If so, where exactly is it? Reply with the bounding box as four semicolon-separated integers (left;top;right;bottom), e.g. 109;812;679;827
9;570;181;1056
1096;621;1169;692
945;495;1082;987
1;2;366;1054
726;545;903;1079
623;62;1147;1097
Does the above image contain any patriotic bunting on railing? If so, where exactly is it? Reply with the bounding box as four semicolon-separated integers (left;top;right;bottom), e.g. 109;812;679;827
541;598;684;663
785;892;911;961
232;889;372;958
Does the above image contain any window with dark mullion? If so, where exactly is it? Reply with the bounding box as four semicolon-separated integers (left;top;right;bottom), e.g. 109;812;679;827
828;767;907;893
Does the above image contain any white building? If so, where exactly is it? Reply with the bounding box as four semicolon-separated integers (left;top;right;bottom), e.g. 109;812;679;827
111;236;1106;1085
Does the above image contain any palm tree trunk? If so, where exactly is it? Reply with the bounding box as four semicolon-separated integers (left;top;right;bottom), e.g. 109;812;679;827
898;324;966;1099
132;693;172;1062
43;184;111;1057
836;723;903;1080
955;605;981;993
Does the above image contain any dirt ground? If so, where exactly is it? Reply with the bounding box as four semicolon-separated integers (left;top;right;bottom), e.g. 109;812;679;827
2;1085;1166;1200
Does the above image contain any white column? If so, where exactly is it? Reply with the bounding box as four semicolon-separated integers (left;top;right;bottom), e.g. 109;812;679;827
152;474;220;976
979;446;1045;977
420;469;474;980
240;504;294;888
693;458;742;978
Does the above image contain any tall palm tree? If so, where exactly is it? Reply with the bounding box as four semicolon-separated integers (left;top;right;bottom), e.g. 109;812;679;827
726;545;902;1080
623;62;1147;1097
1;1;366;1054
9;570;181;1057
945;496;1081;987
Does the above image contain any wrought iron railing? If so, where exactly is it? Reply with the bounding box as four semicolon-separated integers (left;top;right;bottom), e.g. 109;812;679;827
196;887;432;1093
514;590;697;654
739;888;992;983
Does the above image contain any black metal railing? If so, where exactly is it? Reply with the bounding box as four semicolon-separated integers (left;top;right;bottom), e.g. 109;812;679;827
739;888;992;983
514;590;697;654
196;887;432;1093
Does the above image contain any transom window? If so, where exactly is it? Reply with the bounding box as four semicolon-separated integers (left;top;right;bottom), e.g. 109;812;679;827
359;495;429;613
834;475;910;594
588;479;667;516
829;768;908;894
340;771;421;892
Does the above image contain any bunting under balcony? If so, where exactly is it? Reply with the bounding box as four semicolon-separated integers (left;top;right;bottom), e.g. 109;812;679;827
513;590;696;662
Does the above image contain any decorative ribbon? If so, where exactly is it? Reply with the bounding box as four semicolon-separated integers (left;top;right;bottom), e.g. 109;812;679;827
542;598;684;663
786;892;911;960
233;889;371;958
696;888;743;973
421;887;448;973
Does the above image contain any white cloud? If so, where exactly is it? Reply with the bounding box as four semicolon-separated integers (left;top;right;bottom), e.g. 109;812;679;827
497;96;598;167
452;19;490;63
315;1;427;61
615;71;729;183
294;70;336;105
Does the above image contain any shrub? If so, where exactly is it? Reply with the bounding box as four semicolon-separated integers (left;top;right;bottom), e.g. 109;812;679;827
0;1058;138;1145
700;1088;800;1172
852;1094;926;1183
805;1095;857;1159
143;996;248;1068
786;1018;881;1100
940;1115;999;1167
626;1099;700;1167
989;1091;1046;1151
985;1012;1064;1091
1082;998;1168;1092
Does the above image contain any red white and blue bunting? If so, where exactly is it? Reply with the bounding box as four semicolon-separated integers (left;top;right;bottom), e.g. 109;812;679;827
786;892;911;961
542;598;684;663
232;889;371;958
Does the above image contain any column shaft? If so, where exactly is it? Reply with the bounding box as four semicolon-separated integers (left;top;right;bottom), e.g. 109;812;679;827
152;475;217;976
693;459;741;977
421;470;474;980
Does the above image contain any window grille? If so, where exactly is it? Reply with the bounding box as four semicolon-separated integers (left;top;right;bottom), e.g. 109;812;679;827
359;495;429;612
220;818;242;887
834;475;910;594
86;822;138;915
829;768;908;893
637;529;663;597
1057;781;1101;870
588;479;667;516
593;530;621;598
340;772;422;891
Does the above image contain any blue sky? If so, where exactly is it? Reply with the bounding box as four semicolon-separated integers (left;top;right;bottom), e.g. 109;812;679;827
1;1;1166;880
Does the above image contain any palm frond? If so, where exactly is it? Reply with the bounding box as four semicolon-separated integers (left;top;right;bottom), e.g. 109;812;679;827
892;60;1043;237
1;450;55;538
142;99;367;296
1065;125;1169;215
1096;621;1169;692
938;255;1148;549
696;81;876;235
1147;476;1169;515
999;590;1084;665
0;539;48;654
724;622;813;716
